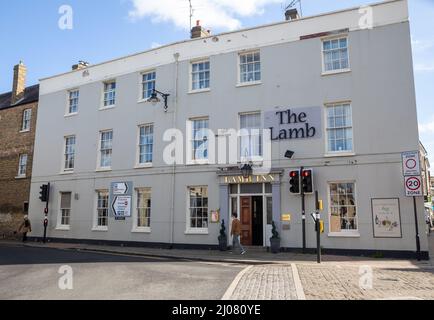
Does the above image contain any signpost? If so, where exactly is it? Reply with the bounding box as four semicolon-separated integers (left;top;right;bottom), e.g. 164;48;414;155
110;182;133;220
402;151;422;261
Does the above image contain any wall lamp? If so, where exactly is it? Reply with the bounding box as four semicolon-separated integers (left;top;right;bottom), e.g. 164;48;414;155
148;89;170;112
240;163;253;179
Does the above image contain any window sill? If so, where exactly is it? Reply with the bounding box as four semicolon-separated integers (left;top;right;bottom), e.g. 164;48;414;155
236;81;262;88
328;232;360;238
132;227;151;233
137;98;151;104
92;226;108;232
188;88;211;95
56;225;71;231
64;113;78;118
187;160;210;166
185;229;209;235
99;105;116;111
324;152;355;158
60;170;74;175
19;129;30;133
321;69;351;77
96;168;112;172
15;175;26;180
135;163;153;169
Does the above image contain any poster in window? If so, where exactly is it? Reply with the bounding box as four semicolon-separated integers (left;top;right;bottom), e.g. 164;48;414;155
372;198;402;238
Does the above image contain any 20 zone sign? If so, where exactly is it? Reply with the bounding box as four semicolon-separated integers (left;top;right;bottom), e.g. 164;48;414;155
405;176;422;197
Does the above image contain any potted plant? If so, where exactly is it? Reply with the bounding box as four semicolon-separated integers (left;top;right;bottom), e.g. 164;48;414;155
218;220;228;251
270;221;281;254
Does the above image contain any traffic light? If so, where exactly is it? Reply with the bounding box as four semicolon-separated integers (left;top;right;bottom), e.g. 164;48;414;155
289;170;300;194
39;184;50;202
301;169;313;194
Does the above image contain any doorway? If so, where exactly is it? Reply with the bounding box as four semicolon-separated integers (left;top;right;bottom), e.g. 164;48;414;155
231;183;270;247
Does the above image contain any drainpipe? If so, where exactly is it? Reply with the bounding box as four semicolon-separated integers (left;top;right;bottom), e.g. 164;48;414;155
169;53;180;249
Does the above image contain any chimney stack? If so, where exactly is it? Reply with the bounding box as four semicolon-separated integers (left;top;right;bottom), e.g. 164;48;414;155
285;8;299;21
72;60;89;71
191;20;210;39
11;61;26;105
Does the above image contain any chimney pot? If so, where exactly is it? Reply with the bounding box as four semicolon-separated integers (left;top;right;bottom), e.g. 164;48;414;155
191;20;210;39
11;61;27;105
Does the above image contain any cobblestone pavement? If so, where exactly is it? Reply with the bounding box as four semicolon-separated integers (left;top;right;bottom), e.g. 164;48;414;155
297;264;434;300
227;265;299;300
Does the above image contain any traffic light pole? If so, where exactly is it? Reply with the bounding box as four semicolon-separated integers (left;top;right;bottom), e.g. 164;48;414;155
315;191;321;264
300;167;306;254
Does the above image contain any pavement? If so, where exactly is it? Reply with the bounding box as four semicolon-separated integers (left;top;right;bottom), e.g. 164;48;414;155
1;238;434;300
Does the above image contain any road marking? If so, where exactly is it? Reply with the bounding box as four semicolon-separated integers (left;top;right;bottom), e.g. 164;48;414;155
291;264;306;300
221;265;253;300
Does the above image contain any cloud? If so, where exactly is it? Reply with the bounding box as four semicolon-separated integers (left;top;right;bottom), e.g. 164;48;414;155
151;42;162;49
415;62;434;72
411;38;434;52
420;119;434;134
128;0;282;31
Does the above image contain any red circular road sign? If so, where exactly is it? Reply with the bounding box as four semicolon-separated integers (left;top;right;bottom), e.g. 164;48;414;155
406;177;421;191
405;158;417;170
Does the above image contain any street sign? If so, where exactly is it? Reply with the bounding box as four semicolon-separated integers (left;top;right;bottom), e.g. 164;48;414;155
110;182;133;218
405;176;423;197
402;151;420;176
112;196;132;217
113;182;129;195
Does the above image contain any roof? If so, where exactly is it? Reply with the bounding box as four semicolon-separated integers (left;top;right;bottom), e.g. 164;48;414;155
0;84;39;110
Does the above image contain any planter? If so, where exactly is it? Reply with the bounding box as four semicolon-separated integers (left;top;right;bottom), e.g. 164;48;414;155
270;238;281;254
218;237;228;251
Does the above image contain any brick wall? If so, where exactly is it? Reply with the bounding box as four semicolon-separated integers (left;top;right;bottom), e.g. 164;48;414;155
0;101;37;239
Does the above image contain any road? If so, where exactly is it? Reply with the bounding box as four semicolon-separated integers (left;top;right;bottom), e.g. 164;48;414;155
0;244;244;300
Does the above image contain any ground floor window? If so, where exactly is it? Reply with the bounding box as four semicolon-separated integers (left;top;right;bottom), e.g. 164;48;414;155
329;182;357;233
188;187;208;229
96;191;109;227
136;188;151;228
60;192;72;226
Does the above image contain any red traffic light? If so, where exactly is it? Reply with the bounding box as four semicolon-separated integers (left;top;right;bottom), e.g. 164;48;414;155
290;171;299;178
302;170;311;177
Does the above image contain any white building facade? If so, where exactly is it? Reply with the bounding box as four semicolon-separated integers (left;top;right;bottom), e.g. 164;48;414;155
29;0;429;258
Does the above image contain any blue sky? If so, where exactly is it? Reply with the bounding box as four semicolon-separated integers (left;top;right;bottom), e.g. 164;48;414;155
0;0;433;161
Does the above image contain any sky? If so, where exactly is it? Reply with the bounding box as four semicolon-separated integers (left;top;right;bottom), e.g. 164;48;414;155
0;0;433;162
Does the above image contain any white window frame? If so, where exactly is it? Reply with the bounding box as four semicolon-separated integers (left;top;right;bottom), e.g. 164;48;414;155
132;188;152;233
189;59;210;93
21;109;32;132
321;35;350;75
140;70;156;101
136;124;154;168
17;154;28;178
92;190;109;231
239;112;263;163
62;135;76;173
327;181;360;237
187;117;210;165
238;51;261;86
324;102;354;156
66;89;79;116
97;130;113;171
185;186;209;235
56;192;72;230
101;80;116;109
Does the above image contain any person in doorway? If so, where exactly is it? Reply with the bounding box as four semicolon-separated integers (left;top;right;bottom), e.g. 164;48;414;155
17;215;32;242
231;213;246;255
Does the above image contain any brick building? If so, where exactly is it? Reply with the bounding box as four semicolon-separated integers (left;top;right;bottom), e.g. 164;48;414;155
0;62;39;239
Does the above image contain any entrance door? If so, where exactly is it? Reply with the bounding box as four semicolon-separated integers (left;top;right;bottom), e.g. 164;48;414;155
252;196;264;246
240;197;253;246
